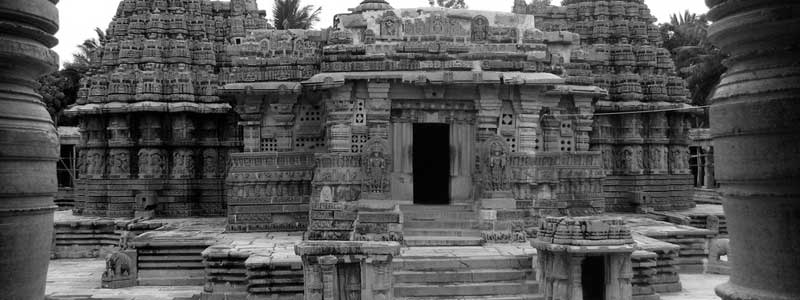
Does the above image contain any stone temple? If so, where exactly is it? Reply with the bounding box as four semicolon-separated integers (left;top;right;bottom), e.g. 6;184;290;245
65;0;694;230
2;0;798;300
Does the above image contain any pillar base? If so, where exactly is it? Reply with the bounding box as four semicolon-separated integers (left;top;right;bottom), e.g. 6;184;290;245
716;282;800;300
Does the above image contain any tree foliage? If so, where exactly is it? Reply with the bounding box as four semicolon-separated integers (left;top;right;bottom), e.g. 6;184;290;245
37;27;104;125
272;0;321;30
659;10;726;126
436;0;468;9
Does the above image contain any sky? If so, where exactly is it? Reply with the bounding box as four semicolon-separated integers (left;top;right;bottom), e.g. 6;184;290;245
53;0;709;68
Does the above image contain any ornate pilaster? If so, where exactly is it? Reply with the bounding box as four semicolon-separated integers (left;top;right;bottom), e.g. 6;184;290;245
0;0;60;297
517;87;542;154
477;86;502;141
366;82;391;140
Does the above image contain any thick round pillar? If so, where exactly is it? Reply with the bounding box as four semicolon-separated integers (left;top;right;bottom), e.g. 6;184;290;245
706;1;800;299
0;0;60;299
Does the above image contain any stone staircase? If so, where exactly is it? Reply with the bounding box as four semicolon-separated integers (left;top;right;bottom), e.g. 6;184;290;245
402;205;483;246
393;255;543;300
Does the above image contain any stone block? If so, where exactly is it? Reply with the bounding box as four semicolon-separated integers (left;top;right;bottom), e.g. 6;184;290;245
480;198;516;210
358;212;400;223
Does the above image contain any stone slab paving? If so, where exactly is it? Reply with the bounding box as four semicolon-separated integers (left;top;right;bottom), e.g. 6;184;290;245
45;259;201;300
676;204;725;217
660;273;729;300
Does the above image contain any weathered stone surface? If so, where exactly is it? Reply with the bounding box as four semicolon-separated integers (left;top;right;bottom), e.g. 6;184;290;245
706;1;800;299
0;0;60;298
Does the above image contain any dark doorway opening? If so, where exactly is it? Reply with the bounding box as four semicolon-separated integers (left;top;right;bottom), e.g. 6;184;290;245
581;256;606;300
413;123;450;205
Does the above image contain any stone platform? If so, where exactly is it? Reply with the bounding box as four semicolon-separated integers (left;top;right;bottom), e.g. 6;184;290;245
47;213;722;299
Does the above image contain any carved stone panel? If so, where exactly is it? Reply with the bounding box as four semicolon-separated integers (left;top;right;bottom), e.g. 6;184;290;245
479;136;512;192
362;138;391;198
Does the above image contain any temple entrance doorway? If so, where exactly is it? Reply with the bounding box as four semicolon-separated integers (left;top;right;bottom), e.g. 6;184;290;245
412;123;450;205
581;256;606;300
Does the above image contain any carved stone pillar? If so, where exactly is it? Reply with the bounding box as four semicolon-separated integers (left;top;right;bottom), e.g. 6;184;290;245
591;116;615;174
573;95;595;152
517;87;542;154
541;115;561;152
707;1;800;299
296;241;401;300
366;82;391;141
0;0;60;298
477;86;502;141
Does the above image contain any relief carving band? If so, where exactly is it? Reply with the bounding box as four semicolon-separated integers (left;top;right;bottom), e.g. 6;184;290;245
362;138;390;196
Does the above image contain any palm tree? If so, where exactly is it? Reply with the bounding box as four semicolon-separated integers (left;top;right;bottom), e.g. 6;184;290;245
63;27;105;71
272;0;321;30
39;27;105;125
436;0;468;9
660;11;725;127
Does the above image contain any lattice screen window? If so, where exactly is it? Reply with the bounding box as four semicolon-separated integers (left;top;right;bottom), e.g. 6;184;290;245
560;121;574;136
353;99;366;126
298;105;323;123
351;134;368;153
560;139;573;152
506;137;517;153
260;138;278;152
501;113;514;126
295;137;326;151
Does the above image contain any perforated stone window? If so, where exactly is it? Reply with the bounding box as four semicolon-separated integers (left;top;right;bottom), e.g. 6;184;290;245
295;137;326;151
353;99;366;125
351;134;368;153
506;137;517;153
299;105;323;123
260;138;278;152
560;139;573;152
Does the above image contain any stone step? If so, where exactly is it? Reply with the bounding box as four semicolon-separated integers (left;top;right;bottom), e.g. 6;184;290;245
394;269;533;284
404;236;484;247
396;294;545;300
403;220;480;229
394;281;539;297
404;211;477;221
404;229;482;237
401;205;473;211
394;256;532;271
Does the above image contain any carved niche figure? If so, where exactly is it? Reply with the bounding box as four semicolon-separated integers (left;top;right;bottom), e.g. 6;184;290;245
109;149;130;177
471;16;489;42
202;148;218;178
87;150;106;177
481;136;511;191
362;138;391;195
379;11;401;37
172;149;195;179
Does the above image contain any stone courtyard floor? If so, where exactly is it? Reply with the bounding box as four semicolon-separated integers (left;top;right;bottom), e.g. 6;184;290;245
45;259;200;300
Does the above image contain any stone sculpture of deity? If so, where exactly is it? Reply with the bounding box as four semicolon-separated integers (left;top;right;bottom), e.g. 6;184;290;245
488;142;508;191
481;136;511;192
362;138;390;195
